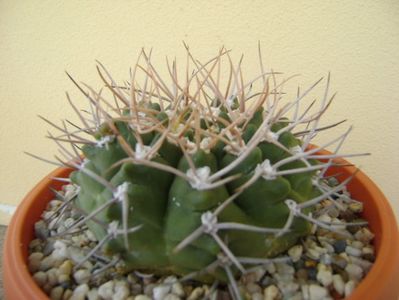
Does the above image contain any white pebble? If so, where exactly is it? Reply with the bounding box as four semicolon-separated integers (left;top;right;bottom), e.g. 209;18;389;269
316;264;333;286
163;294;180;300
73;269;90;284
346;246;362;257
345;280;357;297
171;282;185;297
98;281;115;300
308;284;328;300
350;256;373;272
70;284;89;300
187;287;204;300
288;245;303;262
153;284;171;300
52;241;69;260
252;293;263;300
114;281;130;300
265;262;276;274
264;284;279;300
87;288;99;300
332;274;345;295
134;296;151;300
345;263;363;281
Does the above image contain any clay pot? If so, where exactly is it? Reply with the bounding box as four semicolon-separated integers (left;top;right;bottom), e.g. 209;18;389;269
3;151;399;299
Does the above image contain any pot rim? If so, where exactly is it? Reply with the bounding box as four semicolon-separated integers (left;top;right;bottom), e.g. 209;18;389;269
3;150;399;300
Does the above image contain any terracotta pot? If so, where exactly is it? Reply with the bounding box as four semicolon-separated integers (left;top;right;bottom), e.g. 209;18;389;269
3;151;399;299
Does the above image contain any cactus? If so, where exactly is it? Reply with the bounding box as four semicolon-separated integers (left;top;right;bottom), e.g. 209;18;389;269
36;47;366;296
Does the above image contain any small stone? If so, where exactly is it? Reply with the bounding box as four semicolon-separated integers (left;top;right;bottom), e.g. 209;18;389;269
171;282;185;297
98;280;114;300
320;253;332;265
43;241;56;256
276;263;295;275
153;284;171;300
143;283;155;296
62;289;73;300
131;283;142;295
345;263;363;281
85;230;98;242
47;268;58;286
59;260;73;276
307;268;317;281
114;281;130;300
278;281;299;297
332;240;347;253
52;241;69;261
331;254;348;269
316;264;333;286
87;288;99;300
246;282;261;294
251;292;263;300
319;241;334;254
134;296;151;300
40;256;56;271
187;287;204;300
332;274;345;296
355;228;374;244
68;247;85;263
344;280;357;297
70;284;89;300
163;294;180;300
345;246;362;257
349;256;373;272
362;253;376;262
295;269;308;282
304;259;317;268
57;273;70;284
306;248;321;260
265;262;276;274
301;285;309;299
288;245;303;262
308;284;328;300
29;253;43;273
263;284;279;300
50;286;64;300
73;269;90;284
349;202;363;213
35;220;50;239
33;271;47;287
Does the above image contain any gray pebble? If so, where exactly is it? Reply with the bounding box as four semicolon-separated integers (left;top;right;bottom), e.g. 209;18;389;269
73;269;90;284
50;286;64;300
33;271;47;287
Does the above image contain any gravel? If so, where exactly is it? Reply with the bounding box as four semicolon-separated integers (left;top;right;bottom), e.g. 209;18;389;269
28;183;376;299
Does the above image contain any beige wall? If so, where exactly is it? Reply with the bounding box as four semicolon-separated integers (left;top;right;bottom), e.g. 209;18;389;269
0;1;398;224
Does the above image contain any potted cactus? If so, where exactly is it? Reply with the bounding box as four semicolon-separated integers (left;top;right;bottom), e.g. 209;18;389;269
3;46;399;300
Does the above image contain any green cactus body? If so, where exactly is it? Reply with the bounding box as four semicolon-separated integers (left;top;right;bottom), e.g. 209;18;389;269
70;103;318;282
46;50;347;289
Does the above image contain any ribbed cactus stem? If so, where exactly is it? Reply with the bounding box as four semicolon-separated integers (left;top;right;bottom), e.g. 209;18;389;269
33;47;370;294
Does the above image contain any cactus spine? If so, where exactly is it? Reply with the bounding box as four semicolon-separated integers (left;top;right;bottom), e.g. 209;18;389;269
37;47;365;296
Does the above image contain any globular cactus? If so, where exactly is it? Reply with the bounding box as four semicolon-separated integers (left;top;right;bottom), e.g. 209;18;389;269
38;46;362;293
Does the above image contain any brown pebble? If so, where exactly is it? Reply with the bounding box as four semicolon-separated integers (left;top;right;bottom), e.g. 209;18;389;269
296;269;309;282
305;260;317;268
362;253;376;262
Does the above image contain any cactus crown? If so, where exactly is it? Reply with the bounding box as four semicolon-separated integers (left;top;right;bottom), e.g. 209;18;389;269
32;46;366;298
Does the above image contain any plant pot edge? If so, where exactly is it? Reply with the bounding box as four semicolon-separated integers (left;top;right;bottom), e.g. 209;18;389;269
3;151;399;300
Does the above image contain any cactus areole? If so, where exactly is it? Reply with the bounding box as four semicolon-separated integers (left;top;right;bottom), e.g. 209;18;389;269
40;47;363;284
